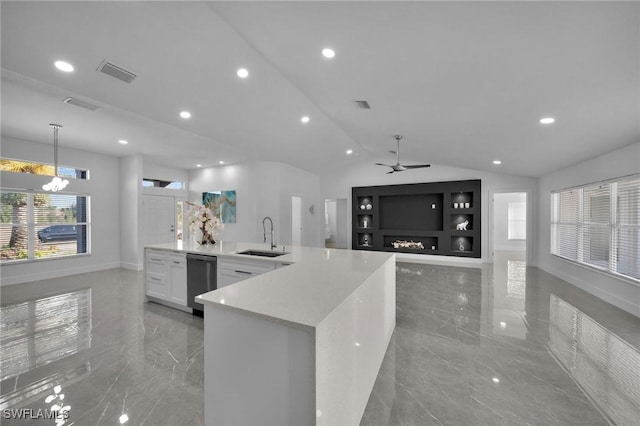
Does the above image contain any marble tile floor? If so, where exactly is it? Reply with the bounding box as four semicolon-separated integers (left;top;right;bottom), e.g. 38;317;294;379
1;252;639;425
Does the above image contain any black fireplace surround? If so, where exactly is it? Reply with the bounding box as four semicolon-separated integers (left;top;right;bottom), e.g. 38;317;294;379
352;179;481;258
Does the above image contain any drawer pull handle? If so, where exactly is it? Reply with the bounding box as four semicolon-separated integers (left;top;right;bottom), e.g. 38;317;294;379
150;258;163;262
173;261;182;264
150;276;161;281
234;270;253;275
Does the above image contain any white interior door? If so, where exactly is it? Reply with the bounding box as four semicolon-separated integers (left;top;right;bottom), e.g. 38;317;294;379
292;196;302;247
144;195;176;245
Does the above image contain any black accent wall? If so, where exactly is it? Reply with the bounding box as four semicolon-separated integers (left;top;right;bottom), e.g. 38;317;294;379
352;179;481;258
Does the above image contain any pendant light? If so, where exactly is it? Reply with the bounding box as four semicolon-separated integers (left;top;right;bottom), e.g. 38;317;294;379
42;123;69;192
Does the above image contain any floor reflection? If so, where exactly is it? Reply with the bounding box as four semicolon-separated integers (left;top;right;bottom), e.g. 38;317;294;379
1;288;92;382
362;253;640;425
489;250;528;340
549;293;640;425
0;269;205;425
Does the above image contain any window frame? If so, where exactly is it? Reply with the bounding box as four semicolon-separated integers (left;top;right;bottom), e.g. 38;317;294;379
550;174;640;285
0;157;89;180
1;189;91;264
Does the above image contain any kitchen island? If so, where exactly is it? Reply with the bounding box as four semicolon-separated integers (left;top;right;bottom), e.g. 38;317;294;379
146;241;396;426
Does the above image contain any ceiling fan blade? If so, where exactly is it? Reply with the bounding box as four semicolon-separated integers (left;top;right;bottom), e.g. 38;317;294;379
402;164;431;169
374;135;431;174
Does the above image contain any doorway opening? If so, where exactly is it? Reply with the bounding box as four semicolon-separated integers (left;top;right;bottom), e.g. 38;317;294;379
324;199;348;249
292;195;302;247
492;192;527;261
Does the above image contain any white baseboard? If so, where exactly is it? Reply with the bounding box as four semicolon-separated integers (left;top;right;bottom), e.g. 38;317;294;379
540;264;640;318
120;262;143;271
1;262;121;286
396;253;483;268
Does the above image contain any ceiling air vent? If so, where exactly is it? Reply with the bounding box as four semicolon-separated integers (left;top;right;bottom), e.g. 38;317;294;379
97;60;136;83
354;100;371;109
63;97;101;112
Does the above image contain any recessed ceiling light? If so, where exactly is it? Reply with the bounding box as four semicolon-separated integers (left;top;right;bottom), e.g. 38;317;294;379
346;149;353;155
539;117;555;124
118;139;128;145
301;116;310;123
237;68;249;78
54;60;74;72
219;161;225;164
196;164;202;168
180;111;191;119
493;160;501;165
492;377;500;383
322;48;335;59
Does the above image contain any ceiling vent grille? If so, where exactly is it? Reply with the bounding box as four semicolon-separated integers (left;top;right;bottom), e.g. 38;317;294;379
97;60;136;83
354;100;371;109
63;97;101;111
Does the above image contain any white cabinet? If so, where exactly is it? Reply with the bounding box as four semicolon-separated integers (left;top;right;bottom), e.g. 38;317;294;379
145;249;188;309
169;253;187;305
217;257;277;289
146;249;169;299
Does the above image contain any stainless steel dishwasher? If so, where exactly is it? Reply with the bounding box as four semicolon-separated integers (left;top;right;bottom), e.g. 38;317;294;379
186;254;217;316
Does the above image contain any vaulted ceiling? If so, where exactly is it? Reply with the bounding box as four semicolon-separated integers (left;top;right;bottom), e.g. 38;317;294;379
2;1;638;177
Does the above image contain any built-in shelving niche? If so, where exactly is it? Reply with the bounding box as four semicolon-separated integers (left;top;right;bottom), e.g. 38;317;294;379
352;179;481;258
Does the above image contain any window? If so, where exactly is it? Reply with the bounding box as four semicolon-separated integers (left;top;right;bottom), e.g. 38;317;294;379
551;174;640;282
142;178;183;189
1;158;88;180
1;191;90;262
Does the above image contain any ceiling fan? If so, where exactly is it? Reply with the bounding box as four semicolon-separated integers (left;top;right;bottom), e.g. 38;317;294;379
375;135;431;174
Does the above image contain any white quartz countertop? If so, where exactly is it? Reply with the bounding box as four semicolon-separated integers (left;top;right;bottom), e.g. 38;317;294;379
145;241;395;329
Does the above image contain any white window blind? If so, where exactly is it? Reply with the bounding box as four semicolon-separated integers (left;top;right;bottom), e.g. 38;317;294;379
1;191;90;262
583;184;610;270
616;177;640;280
551;175;640;282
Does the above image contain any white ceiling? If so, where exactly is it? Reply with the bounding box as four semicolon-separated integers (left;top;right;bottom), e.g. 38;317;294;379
2;1;638;177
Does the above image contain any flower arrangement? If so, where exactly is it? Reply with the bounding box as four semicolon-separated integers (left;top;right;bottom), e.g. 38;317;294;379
187;202;224;245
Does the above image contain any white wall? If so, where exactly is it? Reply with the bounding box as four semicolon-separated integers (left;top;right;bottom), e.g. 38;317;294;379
537;142;640;317
189;161;323;248
320;161;537;264
143;161;189;185
493;192;527;251
1;137;121;285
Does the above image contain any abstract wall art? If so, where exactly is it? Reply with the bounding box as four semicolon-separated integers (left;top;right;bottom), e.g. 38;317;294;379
203;190;236;223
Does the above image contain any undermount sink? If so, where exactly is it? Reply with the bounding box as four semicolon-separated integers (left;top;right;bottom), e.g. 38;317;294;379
237;249;288;258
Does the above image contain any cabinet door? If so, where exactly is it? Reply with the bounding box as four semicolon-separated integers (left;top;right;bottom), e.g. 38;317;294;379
217;258;276;288
169;253;187;305
146;250;169;299
217;268;245;289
